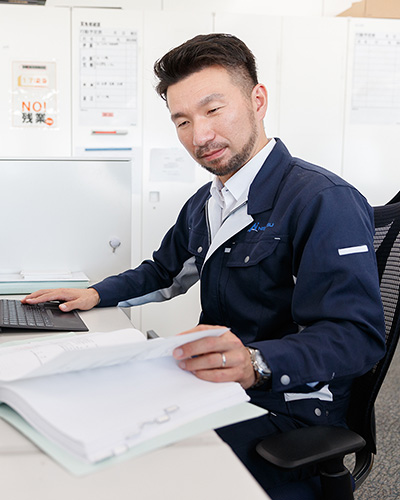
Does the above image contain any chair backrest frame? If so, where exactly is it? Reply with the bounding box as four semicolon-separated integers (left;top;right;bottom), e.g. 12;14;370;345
348;200;400;487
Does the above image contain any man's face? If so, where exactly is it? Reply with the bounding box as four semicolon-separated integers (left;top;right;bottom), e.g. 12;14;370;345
167;66;265;182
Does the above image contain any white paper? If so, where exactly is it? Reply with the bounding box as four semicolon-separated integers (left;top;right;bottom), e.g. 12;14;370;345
0;271;89;282
0;328;227;382
149;148;196;183
0;357;248;463
0;402;266;476
79;25;138;126
351;30;400;124
0;327;247;464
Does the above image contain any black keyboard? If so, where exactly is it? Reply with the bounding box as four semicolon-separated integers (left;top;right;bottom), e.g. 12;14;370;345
1;299;54;328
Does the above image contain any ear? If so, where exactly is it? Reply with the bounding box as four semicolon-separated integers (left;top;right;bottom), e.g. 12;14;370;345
252;83;268;120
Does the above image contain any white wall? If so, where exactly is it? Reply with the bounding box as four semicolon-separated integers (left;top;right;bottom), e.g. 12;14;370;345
45;0;352;14
1;1;399;335
0;158;132;284
0;5;71;156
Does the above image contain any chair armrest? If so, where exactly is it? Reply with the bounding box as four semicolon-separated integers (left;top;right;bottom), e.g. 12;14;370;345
256;425;365;469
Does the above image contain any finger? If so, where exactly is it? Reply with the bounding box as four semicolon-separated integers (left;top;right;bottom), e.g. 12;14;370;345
176;344;256;389
22;289;63;303
173;336;224;360
22;289;53;301
179;348;246;372
192;367;238;384
59;291;99;312
178;352;227;371
58;300;79;312
173;331;240;360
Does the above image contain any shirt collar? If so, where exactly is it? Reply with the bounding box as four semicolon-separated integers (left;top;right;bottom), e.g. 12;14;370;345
209;138;276;204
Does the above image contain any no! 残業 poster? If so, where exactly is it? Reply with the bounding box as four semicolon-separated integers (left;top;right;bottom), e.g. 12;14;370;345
12;61;57;128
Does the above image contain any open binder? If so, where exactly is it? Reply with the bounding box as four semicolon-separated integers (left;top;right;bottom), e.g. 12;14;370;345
0;328;253;468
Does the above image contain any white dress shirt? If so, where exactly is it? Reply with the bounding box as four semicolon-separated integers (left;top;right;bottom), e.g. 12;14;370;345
207;138;276;241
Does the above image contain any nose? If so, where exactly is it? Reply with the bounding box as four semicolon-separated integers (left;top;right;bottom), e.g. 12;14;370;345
192;118;215;147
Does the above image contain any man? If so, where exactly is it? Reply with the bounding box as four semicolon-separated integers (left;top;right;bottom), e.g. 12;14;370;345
24;34;385;493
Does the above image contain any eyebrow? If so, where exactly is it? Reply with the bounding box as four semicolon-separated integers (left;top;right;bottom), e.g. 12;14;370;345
199;93;225;106
170;93;225;122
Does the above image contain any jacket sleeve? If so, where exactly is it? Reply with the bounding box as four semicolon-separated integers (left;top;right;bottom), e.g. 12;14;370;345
254;185;386;393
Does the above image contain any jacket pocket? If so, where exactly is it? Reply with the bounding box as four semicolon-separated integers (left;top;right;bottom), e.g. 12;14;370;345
187;228;208;271
226;236;283;267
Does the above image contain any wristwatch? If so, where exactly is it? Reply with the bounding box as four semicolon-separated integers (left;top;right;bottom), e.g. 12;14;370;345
246;347;272;388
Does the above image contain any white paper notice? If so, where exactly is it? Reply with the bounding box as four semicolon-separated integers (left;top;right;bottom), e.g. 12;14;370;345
79;23;138;126
150;148;196;183
351;31;400;124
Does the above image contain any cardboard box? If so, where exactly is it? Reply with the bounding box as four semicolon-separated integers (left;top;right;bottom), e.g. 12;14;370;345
338;0;400;19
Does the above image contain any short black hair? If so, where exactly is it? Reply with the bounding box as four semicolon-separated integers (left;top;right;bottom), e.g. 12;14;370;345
154;33;259;101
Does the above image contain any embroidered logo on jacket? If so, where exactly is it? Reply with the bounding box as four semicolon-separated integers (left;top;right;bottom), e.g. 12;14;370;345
248;222;274;232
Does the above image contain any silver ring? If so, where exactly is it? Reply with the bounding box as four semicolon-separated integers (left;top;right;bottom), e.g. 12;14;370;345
221;353;227;368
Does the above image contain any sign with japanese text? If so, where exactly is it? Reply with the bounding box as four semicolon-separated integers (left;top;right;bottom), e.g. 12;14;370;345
12;61;57;128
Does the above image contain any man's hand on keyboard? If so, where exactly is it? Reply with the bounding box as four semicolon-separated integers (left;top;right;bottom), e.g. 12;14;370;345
22;288;100;312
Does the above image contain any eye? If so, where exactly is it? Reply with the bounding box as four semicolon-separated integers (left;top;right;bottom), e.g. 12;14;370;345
177;120;189;129
208;107;220;115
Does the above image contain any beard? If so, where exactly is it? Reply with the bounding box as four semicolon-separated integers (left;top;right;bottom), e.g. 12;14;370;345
195;116;258;178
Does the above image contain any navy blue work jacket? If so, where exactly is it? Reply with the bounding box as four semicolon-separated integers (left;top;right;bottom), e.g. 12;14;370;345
93;139;385;425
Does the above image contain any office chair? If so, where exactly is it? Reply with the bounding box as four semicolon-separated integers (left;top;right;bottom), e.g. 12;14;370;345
256;195;400;500
387;191;400;204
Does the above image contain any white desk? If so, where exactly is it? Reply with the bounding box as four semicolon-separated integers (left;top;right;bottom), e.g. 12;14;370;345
0;303;269;500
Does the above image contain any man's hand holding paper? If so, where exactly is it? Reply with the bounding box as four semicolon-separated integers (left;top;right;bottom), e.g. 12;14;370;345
173;325;256;390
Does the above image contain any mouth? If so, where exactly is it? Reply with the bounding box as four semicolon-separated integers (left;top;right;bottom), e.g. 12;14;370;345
198;147;226;162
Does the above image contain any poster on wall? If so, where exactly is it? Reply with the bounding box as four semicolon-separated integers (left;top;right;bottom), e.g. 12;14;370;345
12;61;57;128
79;22;138;127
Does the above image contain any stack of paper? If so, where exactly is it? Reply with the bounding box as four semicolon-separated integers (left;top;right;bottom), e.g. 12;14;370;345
0;328;251;467
0;271;90;294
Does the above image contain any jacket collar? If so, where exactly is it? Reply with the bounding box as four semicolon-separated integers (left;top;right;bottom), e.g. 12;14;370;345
198;139;293;264
247;139;293;215
192;139;293;225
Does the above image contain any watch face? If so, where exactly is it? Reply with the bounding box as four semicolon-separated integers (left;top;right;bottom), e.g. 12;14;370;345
254;350;271;376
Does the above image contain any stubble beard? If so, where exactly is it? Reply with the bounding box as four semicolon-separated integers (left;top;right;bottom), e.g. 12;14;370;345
195;119;258;178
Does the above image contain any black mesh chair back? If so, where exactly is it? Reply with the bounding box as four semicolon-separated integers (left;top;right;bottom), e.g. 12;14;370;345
348;198;400;485
387;191;400;204
256;195;400;499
